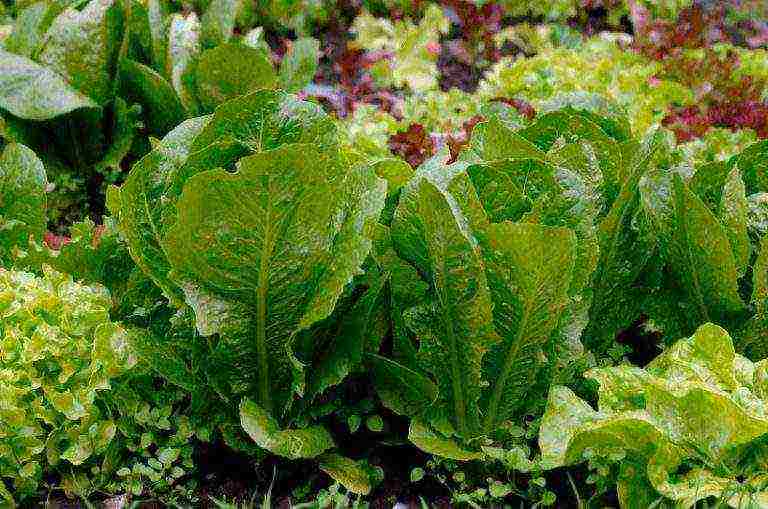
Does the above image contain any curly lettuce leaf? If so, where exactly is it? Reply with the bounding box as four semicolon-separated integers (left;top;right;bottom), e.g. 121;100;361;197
540;323;768;507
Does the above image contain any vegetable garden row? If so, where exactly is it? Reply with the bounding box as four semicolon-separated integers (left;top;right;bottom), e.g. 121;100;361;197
2;0;768;506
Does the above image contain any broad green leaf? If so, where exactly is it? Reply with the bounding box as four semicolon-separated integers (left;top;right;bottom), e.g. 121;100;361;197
0;143;46;266
668;175;744;325
648;323;738;392
240;398;334;459
191;89;336;154
585;131;661;352
37;0;125;105
163;144;385;415
540;324;768;507
479;222;576;430
0;49;97;120
408;421;483;461
119;57;185;136
110;115;210;304
200;0;238;48
278;37;319;93
468;158;558;223
616;462;660;509
3;1;61;58
539;386;604;468
521;110;621;192
392;179;498;437
368;354;438;416
469;118;545;162
193;43;277;113
392;150;489;276
719;167;750;276
318;454;378;495
113;91;338;309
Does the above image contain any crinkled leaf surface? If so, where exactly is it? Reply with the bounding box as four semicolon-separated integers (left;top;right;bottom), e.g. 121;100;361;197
667;175;744;325
468;158;558;223
469;118;545;162
392;177;498;438
112;91;336;305
585;131;662;351
479;222;576;430
163;144;385;416
318;454;380;495
240;398;334;460
110;115;210;304
518;109;620;191
540;323;768;507
190;89;336;153
408;421;483;461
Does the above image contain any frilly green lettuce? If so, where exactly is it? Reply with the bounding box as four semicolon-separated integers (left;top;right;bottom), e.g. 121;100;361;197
540;323;768;508
350;4;448;92
478;39;693;135
0;267;137;502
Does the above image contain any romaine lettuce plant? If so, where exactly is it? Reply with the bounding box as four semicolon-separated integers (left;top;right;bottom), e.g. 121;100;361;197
366;106;642;458
540;323;768;508
110;89;387;493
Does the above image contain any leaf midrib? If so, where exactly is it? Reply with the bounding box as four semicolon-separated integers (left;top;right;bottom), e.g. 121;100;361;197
675;179;710;322
432;219;469;437
484;296;531;431
256;175;275;414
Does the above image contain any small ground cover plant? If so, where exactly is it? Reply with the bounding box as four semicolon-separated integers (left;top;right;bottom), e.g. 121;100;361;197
1;0;768;506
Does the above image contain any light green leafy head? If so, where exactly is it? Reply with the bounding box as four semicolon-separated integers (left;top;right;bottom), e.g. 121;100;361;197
0;266;137;502
540;323;768;508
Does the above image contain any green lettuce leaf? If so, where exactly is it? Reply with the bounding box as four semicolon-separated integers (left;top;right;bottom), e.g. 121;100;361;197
392;177;498;438
192;43;277;112
479;222;576;431
540;323;768;507
162;144;385;415
0;143;46;265
0;49;97;120
37;0;125;105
